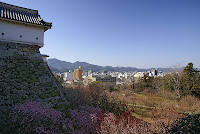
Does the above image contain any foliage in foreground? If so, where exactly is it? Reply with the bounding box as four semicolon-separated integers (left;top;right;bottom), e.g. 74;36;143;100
11;102;65;133
169;114;200;133
9;62;200;133
98;110;169;134
11;102;102;133
9;96;200;134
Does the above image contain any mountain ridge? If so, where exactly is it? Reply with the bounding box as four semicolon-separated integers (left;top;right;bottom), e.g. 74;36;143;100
47;58;183;73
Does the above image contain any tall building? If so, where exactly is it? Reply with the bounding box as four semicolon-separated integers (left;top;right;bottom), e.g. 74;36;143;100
63;70;73;81
73;66;82;81
151;69;158;76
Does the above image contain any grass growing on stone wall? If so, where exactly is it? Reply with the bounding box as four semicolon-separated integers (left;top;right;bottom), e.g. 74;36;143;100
0;42;67;133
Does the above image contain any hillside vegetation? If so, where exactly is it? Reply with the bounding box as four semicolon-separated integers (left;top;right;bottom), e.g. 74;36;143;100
3;59;200;133
60;62;200;133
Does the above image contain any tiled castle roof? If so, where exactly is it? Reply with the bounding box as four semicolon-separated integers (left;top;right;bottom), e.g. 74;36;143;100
0;2;52;31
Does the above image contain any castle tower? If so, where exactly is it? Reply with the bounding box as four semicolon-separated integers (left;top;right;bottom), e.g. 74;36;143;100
0;2;52;47
0;2;67;132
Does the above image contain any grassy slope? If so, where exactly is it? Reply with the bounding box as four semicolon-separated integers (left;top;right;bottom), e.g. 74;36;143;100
108;90;200;124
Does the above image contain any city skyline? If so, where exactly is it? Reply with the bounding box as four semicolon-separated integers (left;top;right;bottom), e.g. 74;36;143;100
2;0;200;68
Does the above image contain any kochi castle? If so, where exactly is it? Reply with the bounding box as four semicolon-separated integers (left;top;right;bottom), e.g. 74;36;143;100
0;2;52;48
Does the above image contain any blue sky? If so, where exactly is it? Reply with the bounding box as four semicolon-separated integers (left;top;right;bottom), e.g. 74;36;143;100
2;0;200;68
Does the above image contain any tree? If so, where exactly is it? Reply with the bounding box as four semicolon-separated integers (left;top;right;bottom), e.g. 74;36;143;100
56;75;63;84
167;72;182;98
183;63;197;76
182;62;200;94
151;77;162;93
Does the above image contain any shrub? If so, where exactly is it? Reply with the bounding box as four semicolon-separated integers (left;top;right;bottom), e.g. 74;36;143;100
169;114;200;133
97;110;164;134
11;101;65;133
69;105;102;133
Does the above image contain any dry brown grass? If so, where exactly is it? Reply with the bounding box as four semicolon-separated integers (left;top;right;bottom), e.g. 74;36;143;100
106;90;200;123
63;84;200;133
95;90;200;133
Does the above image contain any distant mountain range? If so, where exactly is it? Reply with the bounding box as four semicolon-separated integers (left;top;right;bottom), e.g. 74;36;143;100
47;58;183;73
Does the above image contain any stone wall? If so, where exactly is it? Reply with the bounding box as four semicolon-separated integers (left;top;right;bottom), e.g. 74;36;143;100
0;41;67;132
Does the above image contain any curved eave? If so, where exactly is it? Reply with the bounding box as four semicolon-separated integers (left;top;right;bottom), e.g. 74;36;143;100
0;2;38;14
0;17;52;32
41;54;49;57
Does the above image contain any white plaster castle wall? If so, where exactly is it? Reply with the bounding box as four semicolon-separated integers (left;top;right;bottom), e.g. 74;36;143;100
0;20;44;47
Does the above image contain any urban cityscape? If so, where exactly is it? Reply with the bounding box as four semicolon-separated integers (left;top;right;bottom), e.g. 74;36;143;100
53;64;165;86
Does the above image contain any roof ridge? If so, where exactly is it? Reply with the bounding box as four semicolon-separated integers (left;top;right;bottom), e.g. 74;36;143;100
0;2;38;14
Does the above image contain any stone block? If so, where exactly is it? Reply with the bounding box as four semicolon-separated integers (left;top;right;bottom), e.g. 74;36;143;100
0;41;68;132
0;44;8;50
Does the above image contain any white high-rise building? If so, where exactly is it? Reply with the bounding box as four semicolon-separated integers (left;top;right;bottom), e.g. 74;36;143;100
63;70;73;81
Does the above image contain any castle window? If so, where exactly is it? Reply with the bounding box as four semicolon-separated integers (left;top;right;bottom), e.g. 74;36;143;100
36;37;38;40
2;33;4;35
20;35;22;38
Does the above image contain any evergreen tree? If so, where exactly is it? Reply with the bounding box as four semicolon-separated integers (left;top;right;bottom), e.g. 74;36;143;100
182;63;200;94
